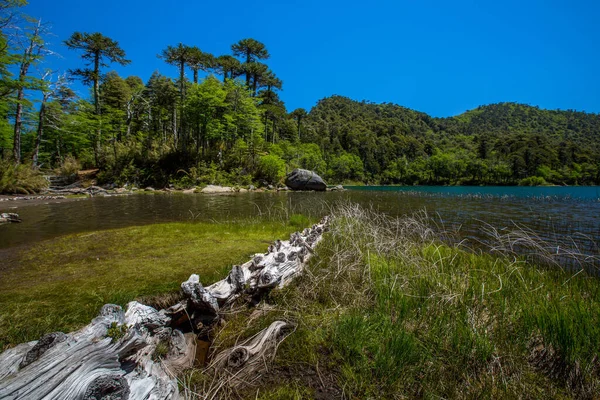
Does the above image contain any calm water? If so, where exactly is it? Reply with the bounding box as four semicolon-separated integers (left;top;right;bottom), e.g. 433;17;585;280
1;187;599;263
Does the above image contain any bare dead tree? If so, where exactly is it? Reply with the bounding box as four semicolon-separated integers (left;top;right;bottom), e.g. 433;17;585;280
31;72;70;167
12;17;52;163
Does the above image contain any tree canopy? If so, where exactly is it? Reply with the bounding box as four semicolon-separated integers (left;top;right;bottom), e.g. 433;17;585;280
1;7;599;190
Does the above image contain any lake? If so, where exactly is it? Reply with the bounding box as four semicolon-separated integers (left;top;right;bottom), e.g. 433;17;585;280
1;186;599;267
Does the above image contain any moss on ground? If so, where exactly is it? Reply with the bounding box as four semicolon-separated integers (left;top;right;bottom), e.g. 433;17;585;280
0;219;302;351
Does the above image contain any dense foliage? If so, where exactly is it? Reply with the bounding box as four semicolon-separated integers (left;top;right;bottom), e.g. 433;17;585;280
304;97;600;185
1;1;599;190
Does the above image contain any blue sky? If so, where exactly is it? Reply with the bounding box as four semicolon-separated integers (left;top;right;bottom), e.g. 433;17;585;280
23;0;600;117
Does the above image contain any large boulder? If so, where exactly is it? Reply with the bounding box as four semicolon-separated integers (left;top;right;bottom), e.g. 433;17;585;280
284;169;327;191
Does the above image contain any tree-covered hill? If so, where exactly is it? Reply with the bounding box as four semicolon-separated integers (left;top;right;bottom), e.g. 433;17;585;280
302;97;600;185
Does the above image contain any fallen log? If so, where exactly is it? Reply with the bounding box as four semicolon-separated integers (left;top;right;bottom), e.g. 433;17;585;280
0;212;21;223
48;185;108;195
0;196;66;202
0;216;329;399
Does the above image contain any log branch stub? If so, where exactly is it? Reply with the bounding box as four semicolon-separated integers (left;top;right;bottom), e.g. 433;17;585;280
181;274;219;315
209;321;294;388
83;374;130;400
275;252;286;263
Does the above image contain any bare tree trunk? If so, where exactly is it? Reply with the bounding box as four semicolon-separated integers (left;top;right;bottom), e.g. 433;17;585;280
126;98;133;137
172;106;177;148
32;94;48;167
144;100;152;152
12;20;43;164
179;61;185;152
112;130;117;161
55;137;61;163
12;88;24;164
196;121;200;155
93;52;101;165
201;122;206;158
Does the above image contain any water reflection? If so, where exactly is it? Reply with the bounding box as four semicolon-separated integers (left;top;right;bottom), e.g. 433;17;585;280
1;190;599;261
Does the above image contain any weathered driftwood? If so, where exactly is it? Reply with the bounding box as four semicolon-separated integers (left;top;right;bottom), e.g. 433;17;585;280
0;212;21;223
49;185;108;196
208;321;293;388
0;196;66;202
0;216;329;400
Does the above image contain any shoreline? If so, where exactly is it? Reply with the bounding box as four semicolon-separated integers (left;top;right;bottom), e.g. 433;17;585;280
0;184;346;209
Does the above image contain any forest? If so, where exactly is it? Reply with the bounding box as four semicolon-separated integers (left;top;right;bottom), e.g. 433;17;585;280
1;0;599;193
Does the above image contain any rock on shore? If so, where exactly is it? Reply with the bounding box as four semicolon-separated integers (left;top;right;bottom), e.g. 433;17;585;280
284;169;327;191
200;185;233;194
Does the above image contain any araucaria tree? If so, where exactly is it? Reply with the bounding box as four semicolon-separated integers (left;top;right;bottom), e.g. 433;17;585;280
216;55;241;82
231;38;269;88
64;32;130;164
159;43;191;98
159;43;193;149
187;46;214;84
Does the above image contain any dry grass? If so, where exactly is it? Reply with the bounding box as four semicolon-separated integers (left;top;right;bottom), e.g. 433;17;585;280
185;203;600;399
471;220;600;273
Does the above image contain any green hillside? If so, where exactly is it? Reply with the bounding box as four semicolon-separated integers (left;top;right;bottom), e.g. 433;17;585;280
301;97;600;185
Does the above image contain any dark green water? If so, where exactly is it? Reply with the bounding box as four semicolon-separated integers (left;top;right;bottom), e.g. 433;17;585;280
1;187;599;264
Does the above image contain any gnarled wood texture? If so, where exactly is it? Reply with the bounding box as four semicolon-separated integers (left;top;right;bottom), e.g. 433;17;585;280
0;216;329;399
208;321;293;389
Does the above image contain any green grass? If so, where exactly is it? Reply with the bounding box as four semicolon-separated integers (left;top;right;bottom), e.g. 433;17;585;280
0;219;302;351
4;204;598;398
204;206;600;399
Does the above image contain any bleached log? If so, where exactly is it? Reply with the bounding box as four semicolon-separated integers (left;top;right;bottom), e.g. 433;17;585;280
208;321;293;388
0;212;21;223
0;216;329;400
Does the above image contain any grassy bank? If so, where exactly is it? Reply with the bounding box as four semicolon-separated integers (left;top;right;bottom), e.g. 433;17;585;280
198;205;600;399
0;217;311;351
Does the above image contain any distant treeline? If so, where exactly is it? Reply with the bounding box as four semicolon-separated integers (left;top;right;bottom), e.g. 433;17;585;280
302;98;600;186
1;0;599;189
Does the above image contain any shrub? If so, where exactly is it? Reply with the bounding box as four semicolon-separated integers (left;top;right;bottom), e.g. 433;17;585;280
55;156;82;177
257;154;286;184
518;176;548;186
0;161;48;194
